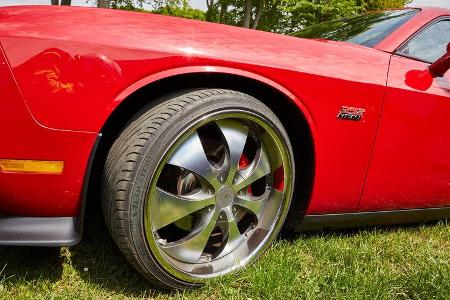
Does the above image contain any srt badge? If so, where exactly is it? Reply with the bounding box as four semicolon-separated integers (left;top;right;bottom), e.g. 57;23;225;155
337;106;365;121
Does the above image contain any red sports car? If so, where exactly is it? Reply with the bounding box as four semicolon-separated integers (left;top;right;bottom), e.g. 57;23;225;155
0;5;449;289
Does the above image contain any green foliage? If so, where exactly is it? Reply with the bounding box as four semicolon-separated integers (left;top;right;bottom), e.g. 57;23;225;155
111;0;205;20
155;6;206;20
357;0;412;11
109;0;412;33
205;0;245;25
110;0;146;10
200;0;411;33
279;0;360;32
278;0;412;32
1;219;449;299
154;0;206;20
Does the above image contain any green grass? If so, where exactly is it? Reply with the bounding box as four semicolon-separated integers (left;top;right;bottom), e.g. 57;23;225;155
1;217;449;300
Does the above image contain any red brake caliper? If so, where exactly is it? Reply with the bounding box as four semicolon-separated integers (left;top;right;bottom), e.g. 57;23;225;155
273;166;284;192
238;154;252;195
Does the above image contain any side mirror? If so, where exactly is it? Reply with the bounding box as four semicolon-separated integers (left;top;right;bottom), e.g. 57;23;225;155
429;42;450;78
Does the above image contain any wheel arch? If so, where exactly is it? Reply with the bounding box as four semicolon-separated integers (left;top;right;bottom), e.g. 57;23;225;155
84;67;316;230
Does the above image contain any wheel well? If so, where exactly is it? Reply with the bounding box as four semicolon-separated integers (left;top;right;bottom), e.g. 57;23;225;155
85;73;315;229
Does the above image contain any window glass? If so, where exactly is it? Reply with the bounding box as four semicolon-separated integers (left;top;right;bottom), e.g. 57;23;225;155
293;9;418;48
399;20;450;63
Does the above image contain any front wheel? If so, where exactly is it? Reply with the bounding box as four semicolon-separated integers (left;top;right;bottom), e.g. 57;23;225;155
102;89;295;289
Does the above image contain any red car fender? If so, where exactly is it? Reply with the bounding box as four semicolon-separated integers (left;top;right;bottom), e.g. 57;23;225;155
112;65;317;135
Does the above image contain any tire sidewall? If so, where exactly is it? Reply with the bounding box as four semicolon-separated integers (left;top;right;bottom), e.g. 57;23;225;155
127;91;295;288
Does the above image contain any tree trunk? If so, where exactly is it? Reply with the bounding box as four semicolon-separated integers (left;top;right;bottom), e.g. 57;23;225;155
206;0;214;9
51;0;59;5
242;0;252;28
205;0;215;22
252;0;263;29
61;0;71;5
219;2;227;23
97;0;110;8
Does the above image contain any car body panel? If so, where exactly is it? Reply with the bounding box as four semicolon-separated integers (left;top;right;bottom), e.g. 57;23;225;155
0;5;448;221
0;45;97;216
0;6;393;216
0;6;389;132
361;55;450;211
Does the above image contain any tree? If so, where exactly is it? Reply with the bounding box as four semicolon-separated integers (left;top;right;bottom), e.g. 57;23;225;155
153;0;206;20
279;0;411;33
280;0;360;32
203;0;411;33
105;0;411;33
51;0;72;5
357;0;411;11
203;0;271;28
109;0;205;19
97;0;111;8
108;0;149;9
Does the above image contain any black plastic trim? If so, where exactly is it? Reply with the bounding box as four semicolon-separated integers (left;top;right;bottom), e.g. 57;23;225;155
77;133;102;242
0;217;80;246
0;134;102;247
296;207;450;231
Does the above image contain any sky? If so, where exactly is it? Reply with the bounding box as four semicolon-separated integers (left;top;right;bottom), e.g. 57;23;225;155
0;0;449;12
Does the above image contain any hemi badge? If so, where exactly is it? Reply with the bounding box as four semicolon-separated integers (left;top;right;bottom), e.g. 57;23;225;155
337;106;365;121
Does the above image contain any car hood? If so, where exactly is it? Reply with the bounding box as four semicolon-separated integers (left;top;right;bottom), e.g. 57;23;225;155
0;5;380;73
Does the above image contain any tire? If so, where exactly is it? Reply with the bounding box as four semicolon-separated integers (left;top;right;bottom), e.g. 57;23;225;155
101;89;295;289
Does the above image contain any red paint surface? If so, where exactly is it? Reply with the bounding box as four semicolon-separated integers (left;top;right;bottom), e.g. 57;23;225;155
0;45;96;216
0;5;448;217
361;55;450;211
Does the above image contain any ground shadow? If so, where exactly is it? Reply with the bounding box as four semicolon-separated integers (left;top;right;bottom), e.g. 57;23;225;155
279;219;447;242
1;202;446;297
0;245;63;283
0;203;169;297
69;206;169;297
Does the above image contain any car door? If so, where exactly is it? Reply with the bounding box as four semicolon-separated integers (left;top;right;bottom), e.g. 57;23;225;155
361;18;450;211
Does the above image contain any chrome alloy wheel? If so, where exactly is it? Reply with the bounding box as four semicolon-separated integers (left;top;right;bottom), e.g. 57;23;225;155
144;111;293;282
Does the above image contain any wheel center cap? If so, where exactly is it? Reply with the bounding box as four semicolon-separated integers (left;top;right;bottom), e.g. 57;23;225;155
216;186;235;209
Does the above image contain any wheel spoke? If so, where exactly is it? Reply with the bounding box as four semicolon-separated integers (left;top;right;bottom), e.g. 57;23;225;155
167;131;218;186
152;188;215;230
234;190;269;216
259;190;283;230
215;119;249;182
216;206;244;258
233;145;271;192
160;210;220;263
262;131;283;170
223;207;242;242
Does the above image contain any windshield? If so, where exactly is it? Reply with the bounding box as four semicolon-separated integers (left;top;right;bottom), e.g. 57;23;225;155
292;9;419;48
